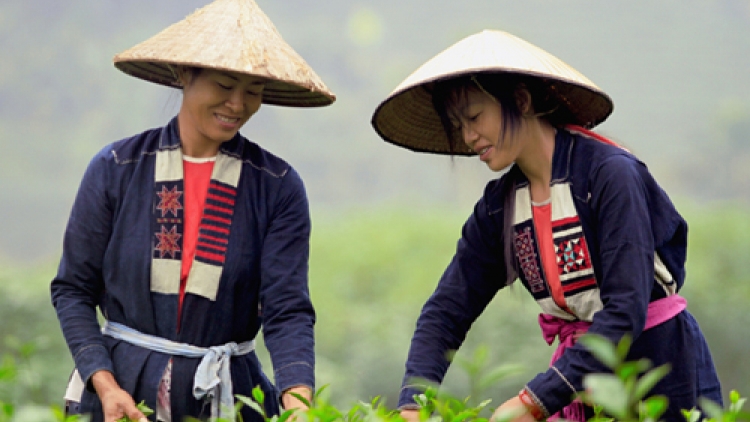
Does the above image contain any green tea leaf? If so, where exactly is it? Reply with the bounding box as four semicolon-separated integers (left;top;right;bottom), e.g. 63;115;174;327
115;401;153;422
0;402;13;417
51;405;65;421
0;356;17;382
616;358;652;382
252;386;265;406
136;401;153;417
633;364;671;402
681;408;703;422
639;395;668;419
578;334;619;369
615;335;632;362
729;389;747;413
583;373;629;419
698;397;725;420
276;408;296;422
236;394;267;418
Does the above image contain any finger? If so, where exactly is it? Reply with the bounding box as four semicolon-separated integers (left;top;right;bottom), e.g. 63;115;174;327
103;408;127;422
124;408;147;422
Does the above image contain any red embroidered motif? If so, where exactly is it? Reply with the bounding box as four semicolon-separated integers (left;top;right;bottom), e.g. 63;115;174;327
155;225;182;258
550;218;597;294
156;185;183;217
194;181;236;266
555;238;589;274
515;227;545;293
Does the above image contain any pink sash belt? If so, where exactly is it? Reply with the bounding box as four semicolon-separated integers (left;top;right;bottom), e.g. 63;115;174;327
539;294;687;421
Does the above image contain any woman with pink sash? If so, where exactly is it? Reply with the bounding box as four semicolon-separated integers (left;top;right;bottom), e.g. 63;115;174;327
371;30;722;421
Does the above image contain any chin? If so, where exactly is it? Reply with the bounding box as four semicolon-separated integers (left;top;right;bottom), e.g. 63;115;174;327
487;162;510;172
212;132;238;143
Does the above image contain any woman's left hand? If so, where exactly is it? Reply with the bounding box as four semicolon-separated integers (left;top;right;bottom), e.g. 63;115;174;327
281;386;312;411
491;396;537;422
280;386;312;422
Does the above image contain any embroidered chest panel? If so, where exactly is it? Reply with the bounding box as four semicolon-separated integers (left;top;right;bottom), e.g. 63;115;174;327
150;148;242;302
512;183;603;321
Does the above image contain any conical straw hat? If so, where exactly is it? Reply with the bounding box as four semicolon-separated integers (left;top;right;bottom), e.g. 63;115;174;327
114;0;335;107
371;29;613;155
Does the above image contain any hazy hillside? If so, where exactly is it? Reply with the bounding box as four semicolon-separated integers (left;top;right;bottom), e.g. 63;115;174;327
1;0;749;262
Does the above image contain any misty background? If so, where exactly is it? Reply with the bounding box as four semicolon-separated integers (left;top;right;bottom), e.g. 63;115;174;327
2;0;749;263
1;0;749;417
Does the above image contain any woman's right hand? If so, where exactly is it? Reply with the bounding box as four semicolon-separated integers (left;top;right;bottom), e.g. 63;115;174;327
91;370;148;422
400;409;420;422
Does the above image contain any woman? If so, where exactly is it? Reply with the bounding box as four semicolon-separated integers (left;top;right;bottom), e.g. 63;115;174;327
371;30;722;421
50;0;335;421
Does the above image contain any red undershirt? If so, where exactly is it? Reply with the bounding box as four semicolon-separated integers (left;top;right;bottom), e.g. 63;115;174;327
178;156;215;331
532;201;573;314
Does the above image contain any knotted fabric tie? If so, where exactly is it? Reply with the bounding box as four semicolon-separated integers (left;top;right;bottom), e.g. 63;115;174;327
538;295;687;421
539;316;591;421
102;321;255;421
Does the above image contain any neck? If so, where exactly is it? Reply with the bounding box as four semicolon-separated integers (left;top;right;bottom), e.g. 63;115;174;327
177;112;222;158
515;119;557;201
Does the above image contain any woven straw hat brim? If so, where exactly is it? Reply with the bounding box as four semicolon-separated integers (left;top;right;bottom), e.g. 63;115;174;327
371;30;613;155
113;0;335;107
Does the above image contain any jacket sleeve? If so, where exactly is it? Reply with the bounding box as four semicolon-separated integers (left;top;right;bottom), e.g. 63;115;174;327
50;149;115;389
259;167;316;394
526;153;656;415
398;194;507;408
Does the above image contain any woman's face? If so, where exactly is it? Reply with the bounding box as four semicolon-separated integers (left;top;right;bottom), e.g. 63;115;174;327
178;68;265;156
452;88;524;172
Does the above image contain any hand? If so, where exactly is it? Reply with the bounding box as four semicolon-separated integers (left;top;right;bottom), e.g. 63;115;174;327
491;396;536;422
281;386;312;411
280;386;312;422
400;409;420;422
91;370;148;422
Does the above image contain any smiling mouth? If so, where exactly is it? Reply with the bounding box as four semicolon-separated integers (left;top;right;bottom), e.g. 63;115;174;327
216;114;240;124
477;146;491;155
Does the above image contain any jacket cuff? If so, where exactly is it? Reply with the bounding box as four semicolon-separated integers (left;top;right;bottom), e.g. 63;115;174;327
274;361;314;395
74;344;115;392
397;384;425;408
525;364;578;416
519;387;549;420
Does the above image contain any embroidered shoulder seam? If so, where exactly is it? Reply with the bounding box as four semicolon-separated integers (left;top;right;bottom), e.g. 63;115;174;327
220;149;289;178
111;149;159;165
551;365;577;394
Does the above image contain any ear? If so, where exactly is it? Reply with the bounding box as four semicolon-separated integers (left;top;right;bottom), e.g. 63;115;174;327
174;66;191;88
514;87;533;115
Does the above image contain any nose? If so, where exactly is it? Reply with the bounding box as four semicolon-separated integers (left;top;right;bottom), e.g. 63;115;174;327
462;123;478;147
225;88;246;112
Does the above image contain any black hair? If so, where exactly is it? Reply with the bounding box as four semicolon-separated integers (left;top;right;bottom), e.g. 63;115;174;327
176;66;203;88
430;73;571;154
431;73;522;155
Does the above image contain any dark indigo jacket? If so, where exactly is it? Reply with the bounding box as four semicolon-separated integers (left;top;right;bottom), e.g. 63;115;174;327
398;129;721;419
51;118;315;421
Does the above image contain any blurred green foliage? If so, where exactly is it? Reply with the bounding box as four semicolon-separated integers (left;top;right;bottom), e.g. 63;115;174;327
0;202;748;414
2;0;750;264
